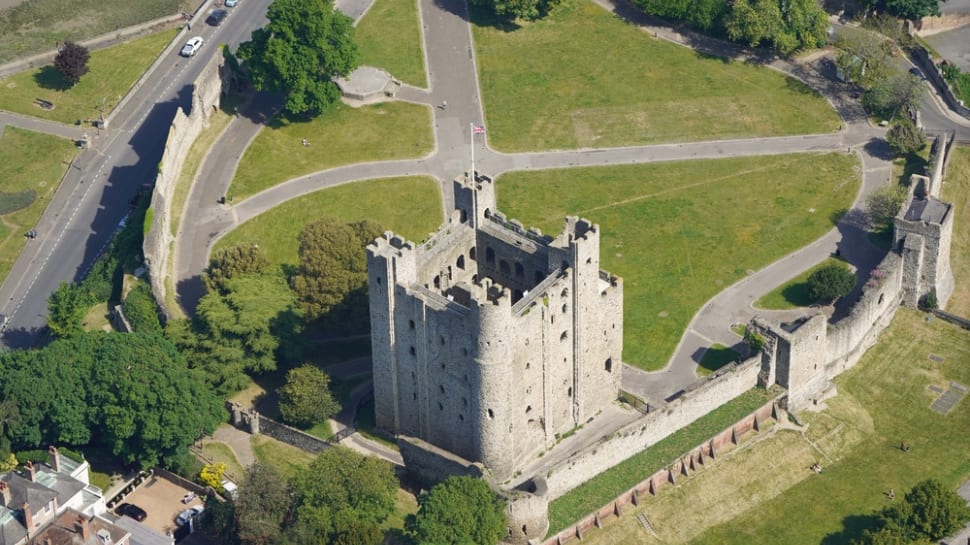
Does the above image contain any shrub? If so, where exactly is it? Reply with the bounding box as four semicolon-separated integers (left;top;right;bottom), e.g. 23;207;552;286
806;262;856;303
122;283;162;332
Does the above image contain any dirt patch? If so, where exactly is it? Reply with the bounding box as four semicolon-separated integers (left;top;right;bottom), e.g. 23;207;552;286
0;0;26;10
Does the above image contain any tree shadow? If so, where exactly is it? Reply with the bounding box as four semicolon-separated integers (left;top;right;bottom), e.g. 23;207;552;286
820;512;883;545
464;1;521;32
696;345;741;374
863;137;894;161
33;66;72;91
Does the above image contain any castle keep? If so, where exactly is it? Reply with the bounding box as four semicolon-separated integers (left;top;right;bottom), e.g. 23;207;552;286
367;174;623;480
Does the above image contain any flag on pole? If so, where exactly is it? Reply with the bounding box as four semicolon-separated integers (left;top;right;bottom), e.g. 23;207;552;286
473;125;486;134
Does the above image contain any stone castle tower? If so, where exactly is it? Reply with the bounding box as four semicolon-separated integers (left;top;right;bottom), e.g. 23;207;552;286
367;173;623;480
894;174;954;308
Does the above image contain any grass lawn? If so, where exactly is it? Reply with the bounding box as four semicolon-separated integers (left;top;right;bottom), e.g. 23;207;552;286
942;146;970;318
0;127;77;283
497;153;859;370
0;0;190;63
217;176;443;268
471;1;840;152
547;387;780;534
201;437;246;483
80;302;113;332
355;0;426;87
697;344;741;375
754;257;851;310
251;434;316;479
228;102;433;200
0;29;177;125
567;310;970;545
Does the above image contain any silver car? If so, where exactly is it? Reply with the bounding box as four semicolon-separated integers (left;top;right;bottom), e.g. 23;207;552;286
180;36;204;57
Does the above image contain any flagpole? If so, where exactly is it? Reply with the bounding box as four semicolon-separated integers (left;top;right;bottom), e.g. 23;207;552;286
470;122;475;180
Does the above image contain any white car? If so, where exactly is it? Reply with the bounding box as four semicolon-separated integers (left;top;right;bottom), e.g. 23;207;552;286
225;0;239;6
175;505;204;526
180;36;204;57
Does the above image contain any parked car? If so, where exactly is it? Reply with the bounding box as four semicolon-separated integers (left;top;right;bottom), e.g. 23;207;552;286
180;36;204;57
175;505;205;526
225;0;239;6
115;503;148;521
206;9;228;26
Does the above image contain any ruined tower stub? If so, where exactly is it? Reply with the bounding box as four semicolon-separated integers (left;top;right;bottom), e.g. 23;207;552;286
894;174;954;308
367;173;623;481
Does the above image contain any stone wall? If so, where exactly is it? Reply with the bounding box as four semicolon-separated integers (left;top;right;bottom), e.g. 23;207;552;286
540;356;762;500
397;435;483;489
541;400;779;545
256;415;332;455
910;46;970;120
142;52;224;318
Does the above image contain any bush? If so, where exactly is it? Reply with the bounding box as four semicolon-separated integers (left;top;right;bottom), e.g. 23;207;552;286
122;283;162;332
806;262;856;303
886;118;926;156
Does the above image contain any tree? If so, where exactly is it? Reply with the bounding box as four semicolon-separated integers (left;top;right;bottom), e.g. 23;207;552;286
866;183;907;233
47;282;93;339
235;463;292;545
882;0;942;20
205;244;270;294
405;476;507;545
0;399;21;458
291;217;383;332
886;118;927;156
199;462;228;491
277;365;340;427
471;0;562;20
54;41;90;85
863;73;922;119
237;0;358;117
806;263;856;303
900;479;970;540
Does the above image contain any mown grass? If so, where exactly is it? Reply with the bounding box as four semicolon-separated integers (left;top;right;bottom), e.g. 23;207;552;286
251;434;316;479
228;102;432;200
355;0;426;87
697;344;741;375
0;0;190;63
201;438;246;483
497;153;859;370
942;146;970;318
754;257;850;310
217;176;443;268
470;0;840;152
547;387;779;534
0;127;76;283
556;311;970;545
0;29;177;124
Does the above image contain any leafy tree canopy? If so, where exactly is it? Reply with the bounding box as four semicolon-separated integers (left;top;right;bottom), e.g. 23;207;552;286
806;262;856;303
205;243;270;294
871;0;943;20
886;118;927;156
291;217;383;332
54;41;90;85
237;0;358;117
866;183;907;233
278;364;341;427
853;479;970;544
863;73;922;120
0;332;224;469
235;463;293;545
405;476;507;545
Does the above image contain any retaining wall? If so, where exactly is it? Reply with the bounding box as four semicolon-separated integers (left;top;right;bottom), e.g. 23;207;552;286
256;415;332;455
142;52;224;318
541;356;762;499
542;400;778;545
910;46;970;120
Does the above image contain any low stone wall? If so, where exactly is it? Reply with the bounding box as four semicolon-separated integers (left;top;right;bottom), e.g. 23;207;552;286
142;52;224;318
398;435;483;489
542;400;779;545
256;415;332;455
932;309;970;330
540;356;762;499
910;46;970;120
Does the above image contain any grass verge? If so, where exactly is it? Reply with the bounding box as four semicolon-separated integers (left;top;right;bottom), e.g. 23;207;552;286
228;102;432;200
0;29;178;125
471;1;840;152
0;127;77;283
697;344;741;375
497;153;859;370
942;146;970;317
251;434;315;479
0;0;190;63
754;257;850;310
216;176;443;268
355;0;427;87
547;387;779;534
201;437;246;483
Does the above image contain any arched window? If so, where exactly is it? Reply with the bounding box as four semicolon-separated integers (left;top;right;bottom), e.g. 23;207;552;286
457;255;466;269
433;275;441;289
470;247;477;260
484;208;492;218
605;357;613;372
560;331;568;341
459;209;468;223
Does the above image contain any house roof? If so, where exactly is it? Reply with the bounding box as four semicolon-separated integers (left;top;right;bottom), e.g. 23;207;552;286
1;471;57;510
30;509;130;545
0;507;27;545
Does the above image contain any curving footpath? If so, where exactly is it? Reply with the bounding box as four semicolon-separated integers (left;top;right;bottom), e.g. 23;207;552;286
177;0;941;413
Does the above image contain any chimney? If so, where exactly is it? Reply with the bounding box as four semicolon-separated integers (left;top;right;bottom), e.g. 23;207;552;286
24;461;36;481
0;481;10;506
22;502;33;533
48;446;60;472
75;514;92;540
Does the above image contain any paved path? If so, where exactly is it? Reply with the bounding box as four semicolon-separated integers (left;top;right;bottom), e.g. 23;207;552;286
0;111;86;141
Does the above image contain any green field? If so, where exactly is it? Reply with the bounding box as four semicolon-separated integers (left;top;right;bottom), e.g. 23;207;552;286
471;0;840;152
754;257;851;310
251;435;316;479
217;176;442;268
943;146;970;318
0;0;190;63
355;0;427;87
497;153;859;370
0;127;77;283
0;30;177;125
228;102;433;200
568;310;970;545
